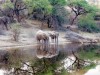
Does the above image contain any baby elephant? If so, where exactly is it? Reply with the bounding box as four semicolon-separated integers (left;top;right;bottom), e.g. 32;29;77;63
48;31;59;44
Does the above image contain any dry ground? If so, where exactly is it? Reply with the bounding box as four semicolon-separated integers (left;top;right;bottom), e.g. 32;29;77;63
0;20;68;49
0;19;100;49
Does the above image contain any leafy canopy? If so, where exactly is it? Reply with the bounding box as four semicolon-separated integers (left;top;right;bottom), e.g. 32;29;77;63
66;0;97;14
24;0;52;14
78;14;100;32
1;0;14;9
49;0;66;6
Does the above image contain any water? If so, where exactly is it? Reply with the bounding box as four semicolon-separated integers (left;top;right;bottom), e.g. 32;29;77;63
0;70;5;75
84;65;100;75
0;43;99;75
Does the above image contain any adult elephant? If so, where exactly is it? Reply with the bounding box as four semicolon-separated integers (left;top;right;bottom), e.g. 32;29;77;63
0;16;11;30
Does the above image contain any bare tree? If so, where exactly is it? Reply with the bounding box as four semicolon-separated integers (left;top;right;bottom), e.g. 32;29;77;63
10;0;27;22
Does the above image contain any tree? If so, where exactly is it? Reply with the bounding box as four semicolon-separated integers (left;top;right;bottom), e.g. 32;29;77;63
10;0;27;22
24;0;68;29
0;0;14;22
24;0;52;18
1;0;27;22
2;0;68;29
66;0;97;25
48;0;67;29
24;0;52;29
78;14;100;32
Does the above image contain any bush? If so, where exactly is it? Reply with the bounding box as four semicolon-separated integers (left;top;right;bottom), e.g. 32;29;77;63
78;15;100;32
11;23;21;42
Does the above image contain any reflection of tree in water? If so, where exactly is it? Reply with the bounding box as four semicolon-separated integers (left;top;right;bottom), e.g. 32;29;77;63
61;43;82;55
0;44;99;75
78;44;100;59
79;44;100;52
0;49;67;75
0;49;24;69
65;44;100;71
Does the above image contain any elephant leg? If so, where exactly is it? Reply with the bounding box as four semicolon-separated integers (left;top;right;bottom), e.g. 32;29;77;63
44;40;48;51
4;23;8;30
9;25;11;29
37;40;39;44
46;40;49;50
42;40;45;47
55;38;57;44
2;24;5;30
53;39;55;43
44;40;47;50
46;40;48;50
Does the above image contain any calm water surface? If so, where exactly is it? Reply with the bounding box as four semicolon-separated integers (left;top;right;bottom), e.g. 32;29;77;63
0;43;99;75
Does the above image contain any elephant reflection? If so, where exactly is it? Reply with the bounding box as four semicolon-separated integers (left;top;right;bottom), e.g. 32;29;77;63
36;44;59;58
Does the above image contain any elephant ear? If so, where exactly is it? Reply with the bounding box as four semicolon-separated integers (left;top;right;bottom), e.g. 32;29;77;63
48;32;53;37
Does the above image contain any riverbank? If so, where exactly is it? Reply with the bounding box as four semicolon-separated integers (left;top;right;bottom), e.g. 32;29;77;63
0;20;100;49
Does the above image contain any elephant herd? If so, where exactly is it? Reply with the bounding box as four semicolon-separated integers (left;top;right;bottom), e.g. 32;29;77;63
36;30;59;46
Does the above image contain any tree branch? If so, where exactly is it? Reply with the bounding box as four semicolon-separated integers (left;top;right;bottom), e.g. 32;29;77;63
71;7;78;15
18;7;27;11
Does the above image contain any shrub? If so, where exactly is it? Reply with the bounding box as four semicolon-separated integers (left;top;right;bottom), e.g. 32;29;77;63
53;5;69;26
11;23;21;42
78;14;100;32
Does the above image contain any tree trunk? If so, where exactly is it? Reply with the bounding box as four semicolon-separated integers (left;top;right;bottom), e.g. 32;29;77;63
47;18;51;28
70;15;78;25
53;15;59;30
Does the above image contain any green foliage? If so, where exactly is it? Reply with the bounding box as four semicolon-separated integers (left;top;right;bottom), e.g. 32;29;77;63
1;0;68;26
49;0;66;6
53;5;69;25
49;0;68;25
66;0;97;13
82;63;96;71
11;23;21;29
41;67;53;75
78;14;100;32
67;0;87;6
1;0;14;9
49;0;67;15
24;0;52;15
60;68;69;75
66;0;98;25
78;45;100;60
